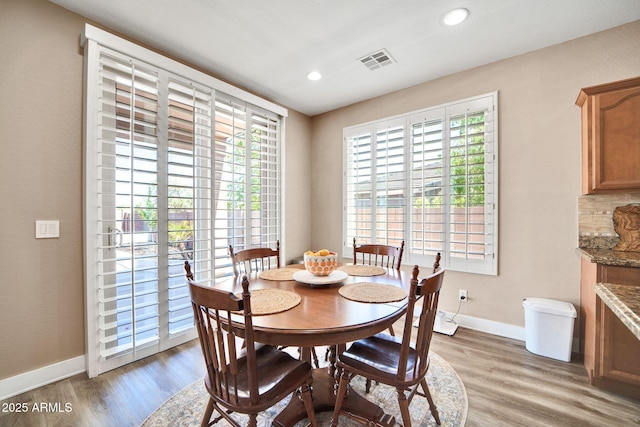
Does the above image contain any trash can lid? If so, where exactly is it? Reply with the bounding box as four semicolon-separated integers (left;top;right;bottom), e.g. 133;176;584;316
522;298;577;317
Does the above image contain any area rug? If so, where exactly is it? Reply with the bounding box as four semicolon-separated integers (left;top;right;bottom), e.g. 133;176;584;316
141;352;467;427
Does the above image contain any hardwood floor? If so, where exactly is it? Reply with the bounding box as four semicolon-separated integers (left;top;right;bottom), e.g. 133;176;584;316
430;327;640;427
1;325;639;426
0;342;205;427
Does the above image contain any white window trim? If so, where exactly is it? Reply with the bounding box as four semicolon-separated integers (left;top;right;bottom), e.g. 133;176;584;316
343;92;498;276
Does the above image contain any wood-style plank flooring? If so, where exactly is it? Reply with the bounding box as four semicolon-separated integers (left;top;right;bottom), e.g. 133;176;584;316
2;324;639;426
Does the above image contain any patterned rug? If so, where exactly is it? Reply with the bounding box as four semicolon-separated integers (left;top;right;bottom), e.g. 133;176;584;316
141;352;467;427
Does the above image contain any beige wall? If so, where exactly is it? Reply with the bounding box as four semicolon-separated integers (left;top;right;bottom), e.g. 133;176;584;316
0;0;312;381
283;110;313;264
0;0;85;380
309;20;640;326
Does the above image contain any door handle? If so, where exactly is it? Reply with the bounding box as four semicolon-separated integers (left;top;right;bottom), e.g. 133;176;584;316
109;227;123;247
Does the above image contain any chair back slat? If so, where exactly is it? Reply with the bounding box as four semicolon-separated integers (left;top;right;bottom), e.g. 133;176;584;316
196;309;217;391
229;241;281;276
353;238;405;270
227;331;237;374
214;313;230;399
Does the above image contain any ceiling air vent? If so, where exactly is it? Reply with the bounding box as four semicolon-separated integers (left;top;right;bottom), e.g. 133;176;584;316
359;49;395;71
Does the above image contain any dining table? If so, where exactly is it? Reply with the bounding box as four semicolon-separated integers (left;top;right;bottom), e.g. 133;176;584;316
214;263;413;427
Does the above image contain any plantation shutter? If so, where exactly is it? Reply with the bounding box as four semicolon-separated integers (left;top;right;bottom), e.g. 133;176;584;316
84;25;286;376
344;119;405;250
344;126;374;246
373;120;405;247
86;47;165;375
344;93;498;275
408;109;446;266
249;109;280;247
446;97;496;273
166;77;214;333
212;97;281;281
86;47;215;376
212;97;247;279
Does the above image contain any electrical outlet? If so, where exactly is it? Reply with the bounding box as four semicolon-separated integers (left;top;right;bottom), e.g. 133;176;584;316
459;289;468;302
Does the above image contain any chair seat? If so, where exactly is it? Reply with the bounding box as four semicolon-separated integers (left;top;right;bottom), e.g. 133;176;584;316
339;333;429;386
206;345;312;412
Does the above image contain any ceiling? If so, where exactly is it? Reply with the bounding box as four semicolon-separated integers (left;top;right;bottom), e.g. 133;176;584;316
50;0;640;116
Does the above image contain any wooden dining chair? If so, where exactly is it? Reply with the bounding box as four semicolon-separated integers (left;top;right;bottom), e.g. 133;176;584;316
362;251;442;393
330;265;446;427
228;242;320;368
353;237;404;271
186;262;318;427
352;238;405;337
229;240;280;276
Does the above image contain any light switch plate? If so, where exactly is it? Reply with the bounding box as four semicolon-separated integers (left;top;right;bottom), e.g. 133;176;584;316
36;220;60;238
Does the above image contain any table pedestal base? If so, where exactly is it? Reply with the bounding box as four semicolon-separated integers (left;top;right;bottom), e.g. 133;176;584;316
272;368;395;427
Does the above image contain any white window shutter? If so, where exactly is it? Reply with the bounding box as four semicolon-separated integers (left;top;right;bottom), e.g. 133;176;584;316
83;26;284;377
343;93;498;275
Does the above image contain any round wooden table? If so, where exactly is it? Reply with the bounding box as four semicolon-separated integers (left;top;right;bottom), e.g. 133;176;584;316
216;265;411;427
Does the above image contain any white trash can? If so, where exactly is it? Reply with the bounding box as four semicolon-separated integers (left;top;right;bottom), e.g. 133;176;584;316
522;298;577;362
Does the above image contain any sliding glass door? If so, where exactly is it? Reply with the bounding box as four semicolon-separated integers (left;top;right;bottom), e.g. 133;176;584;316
83;28;283;376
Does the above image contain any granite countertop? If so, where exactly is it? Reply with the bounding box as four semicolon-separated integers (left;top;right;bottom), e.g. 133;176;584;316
594;283;640;341
577;247;640;268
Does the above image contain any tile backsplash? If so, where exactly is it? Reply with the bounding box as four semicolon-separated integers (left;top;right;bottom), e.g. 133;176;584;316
578;193;640;249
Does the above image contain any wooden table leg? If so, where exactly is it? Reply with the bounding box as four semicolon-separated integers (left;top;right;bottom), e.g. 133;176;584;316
272;368;395;427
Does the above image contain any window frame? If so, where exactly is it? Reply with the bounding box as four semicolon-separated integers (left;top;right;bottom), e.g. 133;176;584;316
343;93;498;276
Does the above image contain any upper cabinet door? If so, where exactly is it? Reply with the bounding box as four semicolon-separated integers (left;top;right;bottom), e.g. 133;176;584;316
576;76;640;194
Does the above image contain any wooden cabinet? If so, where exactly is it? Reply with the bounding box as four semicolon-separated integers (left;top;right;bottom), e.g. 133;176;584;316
576;76;640;194
580;260;640;399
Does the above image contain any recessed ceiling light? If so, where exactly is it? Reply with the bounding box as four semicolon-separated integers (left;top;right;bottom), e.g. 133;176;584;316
443;8;469;26
307;71;322;81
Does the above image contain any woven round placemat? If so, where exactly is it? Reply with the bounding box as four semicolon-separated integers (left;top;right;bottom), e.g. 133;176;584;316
338;282;406;303
237;288;301;315
258;268;300;281
338;265;386;277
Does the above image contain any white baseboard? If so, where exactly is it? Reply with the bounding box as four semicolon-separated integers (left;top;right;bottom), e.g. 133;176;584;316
0;355;86;401
439;311;580;356
438;310;526;341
